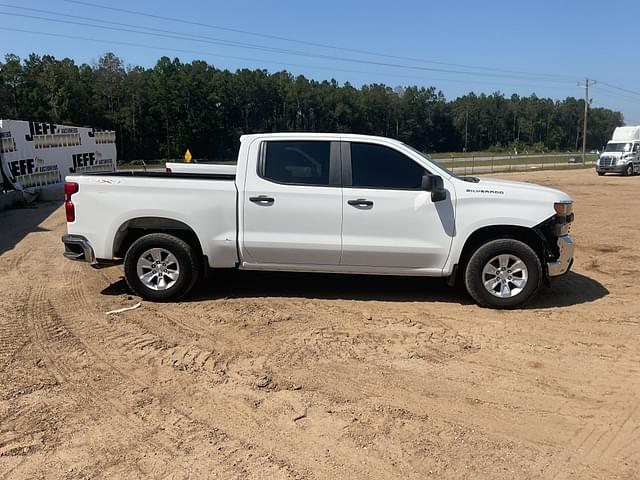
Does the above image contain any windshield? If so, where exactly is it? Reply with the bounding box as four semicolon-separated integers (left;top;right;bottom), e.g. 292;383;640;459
605;142;632;153
402;143;459;178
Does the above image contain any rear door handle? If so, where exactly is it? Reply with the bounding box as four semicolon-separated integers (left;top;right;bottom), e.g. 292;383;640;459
347;198;374;207
249;195;275;205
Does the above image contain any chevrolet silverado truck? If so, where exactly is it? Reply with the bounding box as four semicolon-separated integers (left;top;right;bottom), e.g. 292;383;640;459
62;133;574;308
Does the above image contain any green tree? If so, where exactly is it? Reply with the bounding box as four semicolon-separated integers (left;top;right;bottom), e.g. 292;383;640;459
0;51;625;161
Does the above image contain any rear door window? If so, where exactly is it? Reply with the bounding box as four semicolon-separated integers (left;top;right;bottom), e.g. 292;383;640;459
262;141;331;186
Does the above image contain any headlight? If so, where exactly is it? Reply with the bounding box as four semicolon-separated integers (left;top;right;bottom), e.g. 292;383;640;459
553;201;574;235
554;201;573;216
618;158;627;164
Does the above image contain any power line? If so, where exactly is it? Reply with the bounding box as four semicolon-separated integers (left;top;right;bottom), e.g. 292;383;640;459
0;4;283;48
3;7;633;119
595;91;640;105
592;106;636;126
61;0;577;81
0;10;338;61
0;10;578;83
3;23;632;120
591;102;621;111
7;1;640;117
0;26;572;92
596;81;640;98
595;85;640;103
0;5;375;64
591;95;639;111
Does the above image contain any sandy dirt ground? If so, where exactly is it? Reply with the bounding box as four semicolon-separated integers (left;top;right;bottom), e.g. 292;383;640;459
1;168;638;479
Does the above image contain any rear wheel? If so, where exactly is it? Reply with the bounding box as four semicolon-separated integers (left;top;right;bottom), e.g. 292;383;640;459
124;233;200;301
597;171;605;176
464;239;542;309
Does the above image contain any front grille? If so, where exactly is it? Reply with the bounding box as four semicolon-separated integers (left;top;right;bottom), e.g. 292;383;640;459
599;156;616;167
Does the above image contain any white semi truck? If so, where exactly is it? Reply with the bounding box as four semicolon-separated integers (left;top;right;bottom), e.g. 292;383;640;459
596;126;640;176
0;119;117;198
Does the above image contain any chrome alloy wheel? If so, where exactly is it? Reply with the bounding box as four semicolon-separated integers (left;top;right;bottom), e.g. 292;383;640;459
136;248;180;291
481;254;528;298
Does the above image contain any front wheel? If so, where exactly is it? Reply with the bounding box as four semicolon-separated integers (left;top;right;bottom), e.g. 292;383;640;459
625;163;633;176
464;239;542;309
124;233;200;301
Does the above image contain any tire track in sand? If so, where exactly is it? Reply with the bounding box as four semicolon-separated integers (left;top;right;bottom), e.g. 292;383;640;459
545;370;640;478
24;283;203;478
66;264;227;376
41;264;305;479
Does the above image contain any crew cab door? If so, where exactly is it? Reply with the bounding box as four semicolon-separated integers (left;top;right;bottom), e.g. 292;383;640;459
241;140;343;265
340;141;455;271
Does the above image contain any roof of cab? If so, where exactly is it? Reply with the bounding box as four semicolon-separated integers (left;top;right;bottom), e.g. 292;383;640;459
239;132;404;145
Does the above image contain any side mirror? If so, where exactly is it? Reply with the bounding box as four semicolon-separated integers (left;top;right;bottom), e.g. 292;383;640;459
421;174;447;202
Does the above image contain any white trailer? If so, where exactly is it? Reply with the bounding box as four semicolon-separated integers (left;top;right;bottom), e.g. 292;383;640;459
611;126;640;142
1;119;116;198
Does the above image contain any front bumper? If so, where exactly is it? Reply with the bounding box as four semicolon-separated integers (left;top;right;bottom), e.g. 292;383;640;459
596;164;626;174
547;235;574;277
62;234;96;264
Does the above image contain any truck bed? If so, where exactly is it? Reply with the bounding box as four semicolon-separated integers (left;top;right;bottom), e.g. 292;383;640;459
65;171;239;268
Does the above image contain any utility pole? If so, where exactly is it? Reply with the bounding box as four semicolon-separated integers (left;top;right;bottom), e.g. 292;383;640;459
578;79;596;162
464;110;468;152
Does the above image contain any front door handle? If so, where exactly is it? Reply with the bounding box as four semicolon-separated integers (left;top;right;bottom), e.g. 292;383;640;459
249;195;275;205
347;198;374;207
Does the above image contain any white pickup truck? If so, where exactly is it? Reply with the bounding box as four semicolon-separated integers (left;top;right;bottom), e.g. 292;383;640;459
62;133;574;308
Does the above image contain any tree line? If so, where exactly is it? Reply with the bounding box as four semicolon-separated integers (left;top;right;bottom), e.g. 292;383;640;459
0;52;624;162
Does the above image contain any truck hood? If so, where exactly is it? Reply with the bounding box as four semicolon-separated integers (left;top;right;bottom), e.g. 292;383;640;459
462;177;572;202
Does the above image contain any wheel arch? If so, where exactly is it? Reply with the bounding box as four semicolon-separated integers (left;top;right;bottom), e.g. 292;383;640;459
113;217;204;259
457;225;545;278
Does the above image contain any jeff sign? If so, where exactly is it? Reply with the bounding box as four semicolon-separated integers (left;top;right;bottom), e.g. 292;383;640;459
0;119;117;191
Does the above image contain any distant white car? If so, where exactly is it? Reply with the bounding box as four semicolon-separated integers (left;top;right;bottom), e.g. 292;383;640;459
62;133;574;308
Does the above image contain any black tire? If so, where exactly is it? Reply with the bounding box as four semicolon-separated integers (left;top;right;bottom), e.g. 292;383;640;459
124;233;200;301
597;171;605;176
625;163;633;176
464;238;542;309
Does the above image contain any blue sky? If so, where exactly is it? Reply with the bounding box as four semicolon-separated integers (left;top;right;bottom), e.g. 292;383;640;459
2;0;639;124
